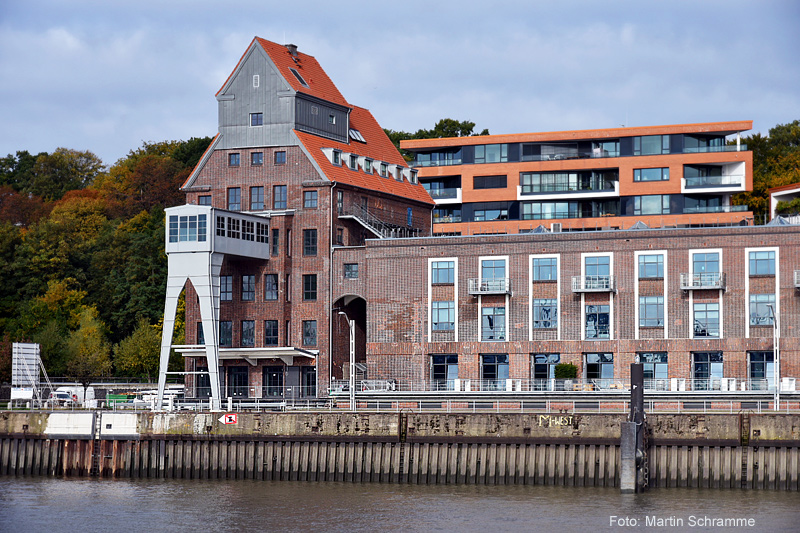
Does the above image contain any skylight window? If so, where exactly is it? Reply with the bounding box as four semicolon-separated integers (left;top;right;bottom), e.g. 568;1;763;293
289;68;308;87
349;129;366;143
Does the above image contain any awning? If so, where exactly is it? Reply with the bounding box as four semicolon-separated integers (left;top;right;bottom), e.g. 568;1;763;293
174;345;318;366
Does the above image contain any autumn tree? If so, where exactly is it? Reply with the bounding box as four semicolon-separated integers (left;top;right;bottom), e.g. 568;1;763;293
65;307;113;391
113;318;161;381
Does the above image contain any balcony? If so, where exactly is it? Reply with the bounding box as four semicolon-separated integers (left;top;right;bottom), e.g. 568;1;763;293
680;272;726;290
684;144;748;154
412;158;462;167
571;275;615;292
468;278;512;295
684;174;744;189
428;187;459;200
683;205;748;215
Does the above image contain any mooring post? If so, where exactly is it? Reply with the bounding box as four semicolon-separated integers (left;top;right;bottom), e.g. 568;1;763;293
621;362;646;493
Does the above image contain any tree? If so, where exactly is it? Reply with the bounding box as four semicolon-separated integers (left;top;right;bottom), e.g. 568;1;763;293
113;318;161;381
0;185;51;226
26;148;105;201
384;118;489;161
65;307;112;391
0;150;45;192
172;136;214;170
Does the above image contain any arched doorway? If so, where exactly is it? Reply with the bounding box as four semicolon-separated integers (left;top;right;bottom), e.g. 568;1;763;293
331;296;367;388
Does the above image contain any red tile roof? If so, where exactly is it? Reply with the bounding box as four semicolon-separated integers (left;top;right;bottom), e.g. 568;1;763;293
296;106;433;205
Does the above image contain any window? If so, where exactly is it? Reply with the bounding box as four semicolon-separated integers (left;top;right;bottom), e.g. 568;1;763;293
749;251;775;275
271;229;279;256
585;305;610;339
585;353;614;381
474;144;508;164
432;301;455;331
328;114;336;125
585;255;611;289
333;150;341;165
693;302;720;338
241;320;255;347
348;154;358;170
638;254;664;278
336;227;344;246
228;153;240;166
532;257;557;281
481;307;505;341
303;274;317;301
344;263;359;279
256;223;268;243
431;261;455;284
274;151;286;165
336;190;344;215
285;274;291;302
748;351;774;390
532;353;560;390
273;185;287;209
633;195;670;215
481;259;506;280
240;275;255;301
363;158;373;173
633;135;669;155
243;219;255;241
749;294;775;325
250;113;263;126
431;355;458;391
168;214;207;243
263;366;283;397
532;299;557;329
198;195;212;206
220;276;233;301
226;217;240;239
304;190;318;208
250;186;264;210
638;352;668;389
303;229;317;256
639;296;664;327
290;67;308;87
216;216;225;237
693;352;723;390
473;175;507;189
219;321;232;346
227;187;241;211
474;206;508;221
634;168;670;182
264;274;278;300
196;322;205;345
481;354;509;390
693;252;720;274
249;153;264;167
407;207;413;227
379;163;388;177
302;367;316;397
302;320;317;346
264;320;279;346
522;201;581;220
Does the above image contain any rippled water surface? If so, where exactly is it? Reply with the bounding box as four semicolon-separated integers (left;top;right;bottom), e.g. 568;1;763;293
1;477;799;532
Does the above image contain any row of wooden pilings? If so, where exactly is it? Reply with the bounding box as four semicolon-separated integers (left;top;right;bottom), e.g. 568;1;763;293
2;435;800;490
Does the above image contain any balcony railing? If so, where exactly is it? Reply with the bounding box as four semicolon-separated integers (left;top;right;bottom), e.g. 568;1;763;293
520;184;616;196
571;275;615;292
427;187;459;200
433;215;462;224
412;158;463;167
468;278;512;294
683;205;748;214
680;272;726;290
684;144;748;153
684;174;744;189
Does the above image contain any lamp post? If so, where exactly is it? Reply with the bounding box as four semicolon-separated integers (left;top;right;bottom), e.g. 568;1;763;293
767;304;780;411
338;311;356;411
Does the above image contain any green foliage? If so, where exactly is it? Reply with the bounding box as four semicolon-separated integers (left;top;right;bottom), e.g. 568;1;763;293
113;318;161;381
65;307;112;387
0;150;45;192
0;334;11;383
733;120;800;223
26;148;105;201
554;363;578;379
776;196;800;216
384;118;489;160
172;136;214;170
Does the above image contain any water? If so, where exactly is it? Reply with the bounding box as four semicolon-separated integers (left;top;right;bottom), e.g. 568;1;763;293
1;477;799;532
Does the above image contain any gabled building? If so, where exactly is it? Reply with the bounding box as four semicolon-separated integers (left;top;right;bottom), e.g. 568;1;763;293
401;123;753;235
156;38;433;408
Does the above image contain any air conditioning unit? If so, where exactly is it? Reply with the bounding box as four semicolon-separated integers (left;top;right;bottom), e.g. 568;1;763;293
550;223;562;233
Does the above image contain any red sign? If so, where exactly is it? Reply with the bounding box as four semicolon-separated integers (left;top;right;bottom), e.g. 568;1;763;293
220;413;237;424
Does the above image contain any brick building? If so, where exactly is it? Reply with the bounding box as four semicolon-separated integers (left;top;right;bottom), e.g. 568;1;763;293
157;37;796;406
401;122;754;235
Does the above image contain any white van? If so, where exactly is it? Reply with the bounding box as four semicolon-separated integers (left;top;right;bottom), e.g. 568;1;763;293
48;385;96;407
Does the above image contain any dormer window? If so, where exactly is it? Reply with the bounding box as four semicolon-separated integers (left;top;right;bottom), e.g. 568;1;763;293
349;129;366;143
379;163;388;177
395;166;403;181
410;170;418;184
364;158;373;174
333;150;341;165
328;114;336;125
348;154;358;170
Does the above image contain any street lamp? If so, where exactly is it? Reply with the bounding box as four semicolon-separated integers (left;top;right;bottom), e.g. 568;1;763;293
338;311;356;411
767;304;780;411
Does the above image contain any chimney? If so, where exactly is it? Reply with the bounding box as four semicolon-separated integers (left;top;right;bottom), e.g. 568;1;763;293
285;44;298;57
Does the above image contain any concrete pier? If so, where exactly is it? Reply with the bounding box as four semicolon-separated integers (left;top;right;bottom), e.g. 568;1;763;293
0;411;798;489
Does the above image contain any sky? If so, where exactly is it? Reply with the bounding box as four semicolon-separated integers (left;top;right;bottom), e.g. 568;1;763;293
1;0;798;166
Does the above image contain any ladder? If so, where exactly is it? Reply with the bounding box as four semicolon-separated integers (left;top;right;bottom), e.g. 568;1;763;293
90;414;102;477
740;411;751;488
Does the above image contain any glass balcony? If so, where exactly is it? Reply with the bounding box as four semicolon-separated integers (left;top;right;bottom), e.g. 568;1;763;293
680;272;726;290
683;205;748;214
412;158;462;167
684;175;744;188
683;144;748;153
427;187;459;200
572;275;616;292
468;278;512;294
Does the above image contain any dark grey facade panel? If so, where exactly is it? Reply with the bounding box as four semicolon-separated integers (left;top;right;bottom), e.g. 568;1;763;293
295;96;348;144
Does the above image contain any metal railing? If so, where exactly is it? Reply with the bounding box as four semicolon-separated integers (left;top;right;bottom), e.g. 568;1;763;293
680;272;726;290
572;275;615;292
468;277;512;294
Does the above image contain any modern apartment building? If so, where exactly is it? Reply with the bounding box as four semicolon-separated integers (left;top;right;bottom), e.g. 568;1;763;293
401;123;753;235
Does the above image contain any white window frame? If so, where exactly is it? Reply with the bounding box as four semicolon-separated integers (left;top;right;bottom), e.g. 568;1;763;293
428;258;458;341
580;252;613;341
529;254;560;341
688;248;723;339
744;247;779;339
634;250;668;339
478;255;509;342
